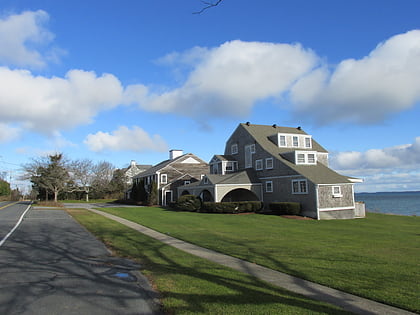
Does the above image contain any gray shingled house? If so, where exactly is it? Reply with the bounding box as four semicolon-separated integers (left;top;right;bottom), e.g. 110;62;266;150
133;150;209;206
179;123;365;220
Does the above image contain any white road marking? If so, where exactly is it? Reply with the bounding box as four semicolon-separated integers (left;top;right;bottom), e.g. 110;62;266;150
0;203;32;247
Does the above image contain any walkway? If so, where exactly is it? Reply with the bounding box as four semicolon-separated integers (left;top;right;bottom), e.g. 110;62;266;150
68;204;415;315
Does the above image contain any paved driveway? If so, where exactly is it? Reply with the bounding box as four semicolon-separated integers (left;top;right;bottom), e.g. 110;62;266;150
0;203;160;315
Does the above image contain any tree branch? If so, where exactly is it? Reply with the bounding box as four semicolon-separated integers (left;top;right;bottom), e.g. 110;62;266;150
193;0;224;14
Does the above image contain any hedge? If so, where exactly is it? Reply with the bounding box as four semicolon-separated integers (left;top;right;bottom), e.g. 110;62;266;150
175;194;202;212
200;201;263;214
269;202;301;215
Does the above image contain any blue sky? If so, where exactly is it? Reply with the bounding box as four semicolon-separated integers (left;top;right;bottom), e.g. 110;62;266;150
0;0;419;193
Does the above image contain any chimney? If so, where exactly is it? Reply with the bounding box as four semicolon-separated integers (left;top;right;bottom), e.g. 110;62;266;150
170;149;183;160
130;160;136;167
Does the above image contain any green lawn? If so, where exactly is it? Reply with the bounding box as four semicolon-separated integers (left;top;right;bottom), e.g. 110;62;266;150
94;207;420;313
69;209;351;315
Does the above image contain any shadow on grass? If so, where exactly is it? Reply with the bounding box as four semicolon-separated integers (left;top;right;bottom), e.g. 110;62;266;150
90;219;354;315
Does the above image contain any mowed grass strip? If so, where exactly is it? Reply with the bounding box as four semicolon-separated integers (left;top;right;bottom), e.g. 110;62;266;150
68;209;351;315
95;207;420;313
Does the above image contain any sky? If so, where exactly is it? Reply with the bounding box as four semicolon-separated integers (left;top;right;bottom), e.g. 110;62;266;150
0;0;419;193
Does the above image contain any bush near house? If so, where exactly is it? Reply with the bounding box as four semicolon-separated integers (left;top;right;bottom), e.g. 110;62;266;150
269;202;301;215
175;194;202;212
201;201;263;214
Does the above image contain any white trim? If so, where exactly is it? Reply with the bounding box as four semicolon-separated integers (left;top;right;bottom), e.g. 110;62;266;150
332;186;342;198
292;179;308;194
265;180;273;192
255;159;263;170
231;143;238;155
160;173;168;184
216;183;262;187
319;206;355;211
265;157;274;169
315;185;320;220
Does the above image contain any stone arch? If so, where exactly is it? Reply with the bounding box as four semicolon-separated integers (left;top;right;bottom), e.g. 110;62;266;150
220;188;259;202
181;190;190;196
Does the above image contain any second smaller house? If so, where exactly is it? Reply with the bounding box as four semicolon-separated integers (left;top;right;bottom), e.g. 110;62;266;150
133;150;209;206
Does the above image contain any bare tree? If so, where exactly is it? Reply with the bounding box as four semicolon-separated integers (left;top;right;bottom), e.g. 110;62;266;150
194;0;224;14
68;158;95;202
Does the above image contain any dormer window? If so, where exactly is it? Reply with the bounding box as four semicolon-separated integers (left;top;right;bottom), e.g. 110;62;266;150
279;135;286;147
305;137;312;148
292;136;299;147
295;151;317;165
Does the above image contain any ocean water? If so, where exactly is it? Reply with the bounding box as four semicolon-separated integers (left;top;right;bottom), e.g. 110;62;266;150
355;191;420;216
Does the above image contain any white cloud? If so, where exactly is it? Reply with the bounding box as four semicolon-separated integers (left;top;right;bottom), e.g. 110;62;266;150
0;123;21;142
139;40;318;118
84;126;168;153
0;10;58;68
331;137;420;192
291;30;420;124
331;137;420;171
0;67;125;133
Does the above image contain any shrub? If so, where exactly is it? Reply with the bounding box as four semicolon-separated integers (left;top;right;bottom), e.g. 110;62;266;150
269;202;301;215
201;201;263;214
175;194;202;212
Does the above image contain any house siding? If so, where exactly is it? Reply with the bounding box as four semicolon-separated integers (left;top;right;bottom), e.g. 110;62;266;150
317;184;354;210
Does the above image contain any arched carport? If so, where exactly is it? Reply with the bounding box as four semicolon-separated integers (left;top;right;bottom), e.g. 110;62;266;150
220;188;260;202
199;189;214;202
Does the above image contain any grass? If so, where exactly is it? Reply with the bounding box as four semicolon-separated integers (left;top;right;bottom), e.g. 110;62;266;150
68;208;351;315
94;207;420;313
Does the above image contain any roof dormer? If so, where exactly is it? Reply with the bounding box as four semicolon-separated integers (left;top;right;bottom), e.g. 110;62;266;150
269;133;312;149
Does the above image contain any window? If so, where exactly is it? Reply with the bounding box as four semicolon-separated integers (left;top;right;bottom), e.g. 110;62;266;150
307;154;315;164
265;158;274;169
203;176;209;184
231;143;238;155
292;179;308;194
332;186;342;197
160;174;167;184
293;136;299;147
279;135;286;147
245;145;253;168
265;181;273;192
250;144;256;153
255;159;263;170
297;154;305;164
305;137;312;148
184;180;191;185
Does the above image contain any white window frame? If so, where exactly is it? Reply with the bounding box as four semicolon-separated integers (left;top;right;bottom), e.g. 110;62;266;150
265;181;273;193
231;143;238;155
332;186;343;197
203;176;209;184
279;135;287;147
307;153;316;164
305;137;312;148
160;174;167;184
297;153;305;164
292;179;308;194
265;158;274;169
292;136;299;147
255;159;263;170
184;180;191;185
250;144;256;153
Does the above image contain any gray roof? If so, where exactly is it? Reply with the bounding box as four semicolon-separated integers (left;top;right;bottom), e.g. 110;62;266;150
206;169;261;185
211;155;236;162
238;123;351;185
134;153;207;178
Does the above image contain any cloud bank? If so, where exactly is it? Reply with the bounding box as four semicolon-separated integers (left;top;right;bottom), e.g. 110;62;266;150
84;126;168;153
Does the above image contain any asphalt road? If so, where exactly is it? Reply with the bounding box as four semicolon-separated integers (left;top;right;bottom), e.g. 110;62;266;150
0;202;161;315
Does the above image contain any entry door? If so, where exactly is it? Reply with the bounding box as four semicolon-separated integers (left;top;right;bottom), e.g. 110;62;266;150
165;191;173;205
